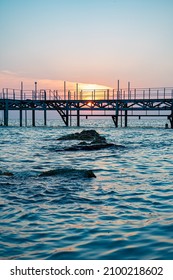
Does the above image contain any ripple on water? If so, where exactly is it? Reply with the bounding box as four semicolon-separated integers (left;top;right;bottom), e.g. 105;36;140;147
1;124;173;259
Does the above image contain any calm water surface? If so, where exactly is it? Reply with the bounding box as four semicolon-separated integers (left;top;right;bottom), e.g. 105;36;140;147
0;118;173;259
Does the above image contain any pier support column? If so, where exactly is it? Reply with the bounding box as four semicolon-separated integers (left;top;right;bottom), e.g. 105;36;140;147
170;118;173;129
168;115;173;129
77;109;80;127
32;109;35;127
168;106;173;128
4;101;9;126
112;101;119;128
20;109;22;127
44;91;47;126
112;116;118;127
25;110;27;127
66;110;69;126
125;104;128;127
44;107;47;126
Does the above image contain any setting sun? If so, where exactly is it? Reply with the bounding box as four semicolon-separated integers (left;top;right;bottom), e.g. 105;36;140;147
87;101;93;107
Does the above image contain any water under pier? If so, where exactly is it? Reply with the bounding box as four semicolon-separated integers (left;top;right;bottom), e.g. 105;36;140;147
1;82;173;128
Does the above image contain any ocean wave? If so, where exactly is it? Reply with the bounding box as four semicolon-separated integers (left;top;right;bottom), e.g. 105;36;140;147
1;122;173;260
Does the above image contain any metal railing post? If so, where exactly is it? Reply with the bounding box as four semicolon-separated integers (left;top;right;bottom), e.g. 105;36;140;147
107;89;109;100
128;81;130;99
134;89;136;99
44;90;47;100
68;90;71;100
2;88;5;99
64;81;66;100
76;83;78;100
21;81;23;100
34;82;37;100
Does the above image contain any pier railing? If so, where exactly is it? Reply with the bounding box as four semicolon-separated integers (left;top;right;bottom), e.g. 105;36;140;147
1;83;173;128
1;87;173;101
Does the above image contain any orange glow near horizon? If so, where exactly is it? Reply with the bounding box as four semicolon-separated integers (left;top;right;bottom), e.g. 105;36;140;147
0;71;112;92
80;83;112;91
0;71;114;100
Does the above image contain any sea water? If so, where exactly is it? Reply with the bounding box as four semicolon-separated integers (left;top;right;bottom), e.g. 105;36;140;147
0;118;173;260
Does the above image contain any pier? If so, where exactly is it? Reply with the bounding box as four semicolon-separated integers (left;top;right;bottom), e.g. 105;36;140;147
1;81;173;128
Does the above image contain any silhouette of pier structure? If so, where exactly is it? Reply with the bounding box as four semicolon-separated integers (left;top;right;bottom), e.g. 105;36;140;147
1;81;173;128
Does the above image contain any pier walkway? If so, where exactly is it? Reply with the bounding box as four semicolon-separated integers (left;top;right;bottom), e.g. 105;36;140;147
1;83;173;128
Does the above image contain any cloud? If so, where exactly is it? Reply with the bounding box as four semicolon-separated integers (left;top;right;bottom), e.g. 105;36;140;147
1;70;19;76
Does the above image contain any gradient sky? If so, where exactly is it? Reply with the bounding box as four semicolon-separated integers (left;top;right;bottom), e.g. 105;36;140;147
0;0;173;90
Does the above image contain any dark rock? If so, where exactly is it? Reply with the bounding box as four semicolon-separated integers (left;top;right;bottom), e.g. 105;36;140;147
39;170;59;177
57;129;125;151
91;138;107;144
57;129;106;142
57;132;80;140
64;142;123;151
39;168;96;179
0;170;13;176
84;170;96;178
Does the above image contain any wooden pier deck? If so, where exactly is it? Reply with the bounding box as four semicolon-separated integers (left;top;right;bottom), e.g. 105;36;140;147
1;83;173;128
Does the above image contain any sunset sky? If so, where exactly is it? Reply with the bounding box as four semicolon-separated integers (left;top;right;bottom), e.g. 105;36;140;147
0;0;173;91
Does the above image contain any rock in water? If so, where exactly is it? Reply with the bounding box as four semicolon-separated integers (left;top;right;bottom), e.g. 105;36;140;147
57;129;125;151
0;170;13;176
57;129;106;142
64;142;117;151
39;170;59;177
84;170;96;178
57;132;80;141
39;168;96;179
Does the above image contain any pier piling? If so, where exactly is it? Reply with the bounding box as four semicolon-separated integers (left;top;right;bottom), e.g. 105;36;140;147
44;108;47;126
20;109;22;127
124;110;127;127
77;103;80;127
4;100;8;126
125;106;128;127
32;109;36;127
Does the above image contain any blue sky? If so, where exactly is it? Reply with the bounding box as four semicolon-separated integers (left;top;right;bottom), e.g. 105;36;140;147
0;0;173;89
